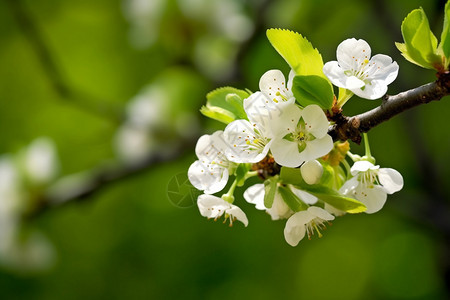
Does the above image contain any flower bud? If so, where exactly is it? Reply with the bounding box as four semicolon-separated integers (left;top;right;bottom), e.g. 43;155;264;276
300;160;323;185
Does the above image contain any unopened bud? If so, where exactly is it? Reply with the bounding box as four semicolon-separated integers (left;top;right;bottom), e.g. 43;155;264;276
301;160;323;185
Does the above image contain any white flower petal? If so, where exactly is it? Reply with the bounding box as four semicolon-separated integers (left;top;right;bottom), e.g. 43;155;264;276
243;184;266;210
269;102;302;138
226;206;249;227
301;135;333;162
339;177;359;195
350;160;376;175
287;69;295;91
270;138;304;167
197;194;230;219
224;120;266;163
267;192;293;220
290;186;318;204
301;104;329;138
351;80;388;100
197;195;248;227
195;131;228;162
354;184;387;214
188;160;228;194
368;54;399;85
336;38;371;70
324;203;346;217
300;160;323;185
323;61;365;89
259;69;292;103
307;206;335;221
25;138;59;184
284;211;309;246
378;168;403;194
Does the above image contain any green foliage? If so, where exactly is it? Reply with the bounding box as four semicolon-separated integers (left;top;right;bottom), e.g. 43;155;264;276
440;1;450;63
263;176;279;208
266;29;326;79
200;87;249;124
277;185;309;212
235;163;251;187
300;185;366;214
396;7;443;70
280;166;366;213
291;75;334;109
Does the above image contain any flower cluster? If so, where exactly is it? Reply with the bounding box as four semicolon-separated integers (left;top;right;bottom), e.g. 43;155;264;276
188;34;404;246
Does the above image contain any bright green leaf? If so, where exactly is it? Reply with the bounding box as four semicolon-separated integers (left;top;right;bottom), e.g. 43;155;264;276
235;163;251;187
200;105;235;124
440;0;450;62
397;8;442;70
266;29;327;80
202;87;250;124
302;185;366;214
278;186;309;212
291;75;334;109
264;176;279;208
280;167;304;186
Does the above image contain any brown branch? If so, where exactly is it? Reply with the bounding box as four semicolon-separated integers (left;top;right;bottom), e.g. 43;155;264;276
329;72;450;143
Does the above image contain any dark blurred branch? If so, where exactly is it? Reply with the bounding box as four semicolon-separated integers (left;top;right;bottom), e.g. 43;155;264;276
328;73;450;143
6;0;123;122
27;138;196;219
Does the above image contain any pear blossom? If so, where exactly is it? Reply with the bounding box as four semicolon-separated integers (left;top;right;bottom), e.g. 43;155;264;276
257;69;295;104
340;160;403;214
284;206;334;246
270;104;333;168
243;184;317;220
23;137;59;185
323;38;399;100
188;131;233;194
197;194;248;226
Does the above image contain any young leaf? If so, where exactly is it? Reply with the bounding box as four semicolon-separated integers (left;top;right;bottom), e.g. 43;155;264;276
200;106;236;124
264;176;279;208
280;167;304;186
440;0;450;61
266;29;327;80
397;7;442;70
301;185;366;213
278;186;309;212
291;75;334;109
202;87;250;124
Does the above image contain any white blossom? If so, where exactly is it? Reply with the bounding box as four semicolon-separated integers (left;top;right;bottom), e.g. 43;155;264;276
323;38;399;100
340;160;403;214
188;131;232;194
284;206;334;246
270;104;333;167
243;184;293;220
23;137;59;185
243;184;317;221
197;194;248;227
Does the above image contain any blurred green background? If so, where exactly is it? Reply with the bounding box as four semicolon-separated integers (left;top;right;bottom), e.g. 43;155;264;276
0;0;449;299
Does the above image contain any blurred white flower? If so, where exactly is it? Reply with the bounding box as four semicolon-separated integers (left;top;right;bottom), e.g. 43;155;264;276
197;194;248;227
23;137;59;185
323;38;399;100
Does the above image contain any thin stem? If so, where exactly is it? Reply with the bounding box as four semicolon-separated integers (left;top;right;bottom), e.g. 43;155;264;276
222;179;238;204
363;133;373;161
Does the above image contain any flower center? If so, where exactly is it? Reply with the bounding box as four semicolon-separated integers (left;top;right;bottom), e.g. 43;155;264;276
358;169;379;188
305;217;331;239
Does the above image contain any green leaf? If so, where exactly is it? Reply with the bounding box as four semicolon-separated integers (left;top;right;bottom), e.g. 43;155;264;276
200;106;235;124
279;167;304;186
266;29;327;80
235;163;251;187
264;176;279;208
291;75;334;109
440;0;450;61
202;87;250;124
397;7;442;70
302;185;366;214
278;186;309;212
